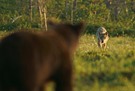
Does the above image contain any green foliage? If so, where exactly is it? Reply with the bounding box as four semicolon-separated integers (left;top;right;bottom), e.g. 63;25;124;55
0;0;134;37
0;15;40;31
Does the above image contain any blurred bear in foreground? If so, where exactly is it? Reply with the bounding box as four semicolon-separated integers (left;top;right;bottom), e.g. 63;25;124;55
0;22;84;91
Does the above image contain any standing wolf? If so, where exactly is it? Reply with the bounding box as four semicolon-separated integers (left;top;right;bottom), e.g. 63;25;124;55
96;27;109;49
0;22;84;91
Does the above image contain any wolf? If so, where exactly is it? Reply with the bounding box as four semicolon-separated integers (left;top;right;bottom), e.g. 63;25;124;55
96;27;109;49
0;22;84;91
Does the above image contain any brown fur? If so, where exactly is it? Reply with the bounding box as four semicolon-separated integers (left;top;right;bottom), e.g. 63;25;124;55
0;22;84;91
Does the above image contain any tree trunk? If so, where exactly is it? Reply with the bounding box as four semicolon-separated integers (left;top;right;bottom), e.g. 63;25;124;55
37;0;48;31
29;0;33;21
65;0;68;19
39;6;43;27
73;0;77;10
131;0;135;13
20;0;25;14
71;0;77;24
43;8;47;31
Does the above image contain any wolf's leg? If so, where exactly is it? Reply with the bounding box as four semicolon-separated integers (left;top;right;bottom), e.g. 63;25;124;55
98;40;102;48
102;43;106;49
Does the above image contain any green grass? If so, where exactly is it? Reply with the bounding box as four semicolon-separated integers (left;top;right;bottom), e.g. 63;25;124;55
0;32;135;91
74;34;135;91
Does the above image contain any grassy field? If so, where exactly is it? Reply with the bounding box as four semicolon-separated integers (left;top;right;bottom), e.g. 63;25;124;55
74;34;135;91
0;31;135;91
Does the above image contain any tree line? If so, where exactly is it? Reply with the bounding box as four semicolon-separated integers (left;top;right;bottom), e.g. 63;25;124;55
0;0;134;36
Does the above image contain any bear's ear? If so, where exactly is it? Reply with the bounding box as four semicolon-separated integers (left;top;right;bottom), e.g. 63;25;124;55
47;21;60;30
71;22;84;36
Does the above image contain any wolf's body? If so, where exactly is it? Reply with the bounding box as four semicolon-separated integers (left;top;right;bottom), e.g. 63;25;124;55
0;22;83;91
96;27;109;49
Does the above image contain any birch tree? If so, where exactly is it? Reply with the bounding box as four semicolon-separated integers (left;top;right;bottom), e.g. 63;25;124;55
37;0;47;31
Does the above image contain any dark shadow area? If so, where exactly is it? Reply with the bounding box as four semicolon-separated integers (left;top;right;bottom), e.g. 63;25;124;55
85;24;135;38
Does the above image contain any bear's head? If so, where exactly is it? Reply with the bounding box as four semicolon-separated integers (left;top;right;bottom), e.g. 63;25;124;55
48;21;84;52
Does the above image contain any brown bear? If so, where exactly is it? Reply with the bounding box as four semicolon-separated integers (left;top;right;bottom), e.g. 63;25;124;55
0;22;84;91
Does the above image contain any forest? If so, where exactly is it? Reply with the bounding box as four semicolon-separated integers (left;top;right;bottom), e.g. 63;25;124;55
0;0;135;36
0;0;135;91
